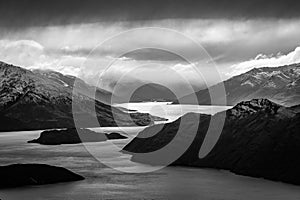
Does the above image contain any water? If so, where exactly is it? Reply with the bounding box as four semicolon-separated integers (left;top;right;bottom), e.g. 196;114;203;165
0;103;300;200
114;102;232;122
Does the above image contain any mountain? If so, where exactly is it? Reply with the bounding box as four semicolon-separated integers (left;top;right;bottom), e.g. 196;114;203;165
174;63;300;106
129;83;178;102
123;99;300;185
32;69;116;104
0;61;164;131
102;79;181;103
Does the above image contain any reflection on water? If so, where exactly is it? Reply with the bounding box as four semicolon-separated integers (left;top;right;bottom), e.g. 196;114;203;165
1;103;300;200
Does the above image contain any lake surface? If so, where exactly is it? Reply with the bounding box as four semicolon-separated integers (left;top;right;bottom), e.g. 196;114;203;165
114;102;232;122
1;103;300;200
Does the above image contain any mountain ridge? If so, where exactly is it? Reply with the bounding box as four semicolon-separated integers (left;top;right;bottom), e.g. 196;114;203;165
123;98;300;185
0;61;165;131
174;63;300;106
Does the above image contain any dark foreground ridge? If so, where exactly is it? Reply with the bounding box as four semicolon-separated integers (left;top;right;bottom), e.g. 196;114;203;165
28;128;127;145
0;164;84;188
123;99;300;185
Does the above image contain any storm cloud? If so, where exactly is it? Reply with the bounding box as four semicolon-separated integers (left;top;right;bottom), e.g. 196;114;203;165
1;0;300;29
0;0;300;89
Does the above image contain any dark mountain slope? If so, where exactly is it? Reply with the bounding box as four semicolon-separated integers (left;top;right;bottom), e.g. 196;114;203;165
123;99;300;185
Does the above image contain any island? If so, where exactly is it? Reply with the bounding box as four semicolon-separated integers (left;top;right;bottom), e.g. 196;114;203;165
28;128;128;145
0;164;84;188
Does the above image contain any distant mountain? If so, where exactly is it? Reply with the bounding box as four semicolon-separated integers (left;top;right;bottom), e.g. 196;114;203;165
129;83;178;102
0;61;164;131
174;63;300;106
102;79;182;103
123;99;300;185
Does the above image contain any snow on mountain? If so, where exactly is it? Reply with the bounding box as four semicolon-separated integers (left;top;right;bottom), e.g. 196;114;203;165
174;63;300;106
0;61;162;131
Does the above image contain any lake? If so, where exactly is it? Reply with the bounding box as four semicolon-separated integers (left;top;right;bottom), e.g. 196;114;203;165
1;103;300;200
114;102;232;122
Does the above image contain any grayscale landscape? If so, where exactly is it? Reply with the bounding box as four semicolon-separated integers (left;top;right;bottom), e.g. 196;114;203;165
0;0;300;199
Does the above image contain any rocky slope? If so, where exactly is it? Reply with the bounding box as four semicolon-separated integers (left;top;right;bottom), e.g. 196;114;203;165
174;63;300;106
28;128;127;145
123;99;300;185
0;164;84;188
0;62;164;131
33;69;116;104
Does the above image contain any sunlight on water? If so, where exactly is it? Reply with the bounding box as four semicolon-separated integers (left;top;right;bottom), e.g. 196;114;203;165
114;102;232;122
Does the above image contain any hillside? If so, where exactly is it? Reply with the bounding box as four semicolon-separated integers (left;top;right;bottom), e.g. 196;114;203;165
174;63;300;106
0;61;164;131
123;99;300;185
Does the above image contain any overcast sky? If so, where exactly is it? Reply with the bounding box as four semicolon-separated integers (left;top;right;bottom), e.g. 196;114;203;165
0;0;300;92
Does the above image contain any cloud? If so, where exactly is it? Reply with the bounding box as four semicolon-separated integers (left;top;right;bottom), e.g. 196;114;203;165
0;40;44;67
229;46;300;76
0;39;84;76
2;18;299;64
98;61;205;97
0;18;300;86
1;0;300;29
97;57;219;94
1;19;299;64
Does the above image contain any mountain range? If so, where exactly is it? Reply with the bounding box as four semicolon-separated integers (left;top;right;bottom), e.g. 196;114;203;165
0;61;164;131
123;99;300;185
174;63;300;106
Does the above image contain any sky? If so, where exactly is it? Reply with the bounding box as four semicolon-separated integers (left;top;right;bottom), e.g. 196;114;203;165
0;0;300;93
